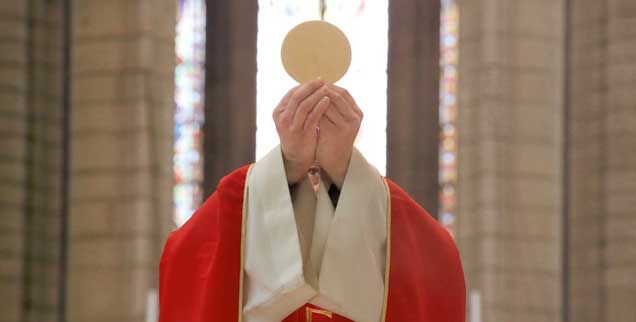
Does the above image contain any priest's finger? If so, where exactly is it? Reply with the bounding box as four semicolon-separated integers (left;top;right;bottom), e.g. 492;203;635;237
273;87;297;121
329;85;363;118
323;103;345;127
328;84;354;105
304;96;330;132
283;79;324;121
319;115;337;132
325;89;355;122
279;81;322;129
293;85;329;130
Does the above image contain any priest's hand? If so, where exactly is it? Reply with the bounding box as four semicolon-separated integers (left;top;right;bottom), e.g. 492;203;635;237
273;80;332;185
316;85;363;188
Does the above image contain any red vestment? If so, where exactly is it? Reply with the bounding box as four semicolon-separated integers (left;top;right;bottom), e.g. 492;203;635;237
159;165;466;322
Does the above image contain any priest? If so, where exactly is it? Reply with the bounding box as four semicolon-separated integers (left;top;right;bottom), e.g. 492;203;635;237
158;79;466;322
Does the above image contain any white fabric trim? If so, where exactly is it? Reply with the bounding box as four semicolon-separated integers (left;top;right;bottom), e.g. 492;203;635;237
243;146;313;322
243;145;388;322
313;148;388;322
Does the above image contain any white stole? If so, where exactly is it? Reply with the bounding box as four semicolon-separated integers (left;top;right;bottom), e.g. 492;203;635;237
243;145;388;322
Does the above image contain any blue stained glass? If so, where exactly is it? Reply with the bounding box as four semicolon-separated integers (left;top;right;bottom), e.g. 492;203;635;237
174;0;206;227
439;0;459;237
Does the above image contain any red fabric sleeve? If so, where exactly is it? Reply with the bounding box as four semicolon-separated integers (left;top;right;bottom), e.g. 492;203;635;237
158;165;251;322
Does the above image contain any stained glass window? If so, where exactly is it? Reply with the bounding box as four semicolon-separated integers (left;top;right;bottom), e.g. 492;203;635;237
256;0;388;174
174;0;206;226
439;0;459;237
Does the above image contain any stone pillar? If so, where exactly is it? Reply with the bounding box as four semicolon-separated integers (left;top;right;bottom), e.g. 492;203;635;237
0;2;28;321
602;1;636;317
22;1;66;321
456;1;565;321
567;1;606;320
568;0;636;321
0;1;66;321
203;0;257;196
387;0;440;215
69;0;175;321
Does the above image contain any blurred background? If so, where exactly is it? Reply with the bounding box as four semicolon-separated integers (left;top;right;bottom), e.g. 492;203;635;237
1;0;635;321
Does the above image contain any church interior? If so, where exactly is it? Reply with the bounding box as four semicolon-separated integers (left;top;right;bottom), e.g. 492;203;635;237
1;0;635;321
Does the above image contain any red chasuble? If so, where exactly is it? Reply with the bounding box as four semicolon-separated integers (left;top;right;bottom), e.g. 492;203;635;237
159;165;466;322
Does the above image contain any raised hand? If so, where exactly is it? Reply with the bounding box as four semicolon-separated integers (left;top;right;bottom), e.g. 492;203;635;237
273;80;332;185
316;85;363;188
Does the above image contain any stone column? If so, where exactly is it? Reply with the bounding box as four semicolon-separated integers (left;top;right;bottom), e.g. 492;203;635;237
568;0;636;321
203;0;258;196
567;1;606;320
22;1;66;321
387;0;441;215
456;1;565;321
0;1;66;321
0;2;28;321
69;0;175;321
602;1;636;317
